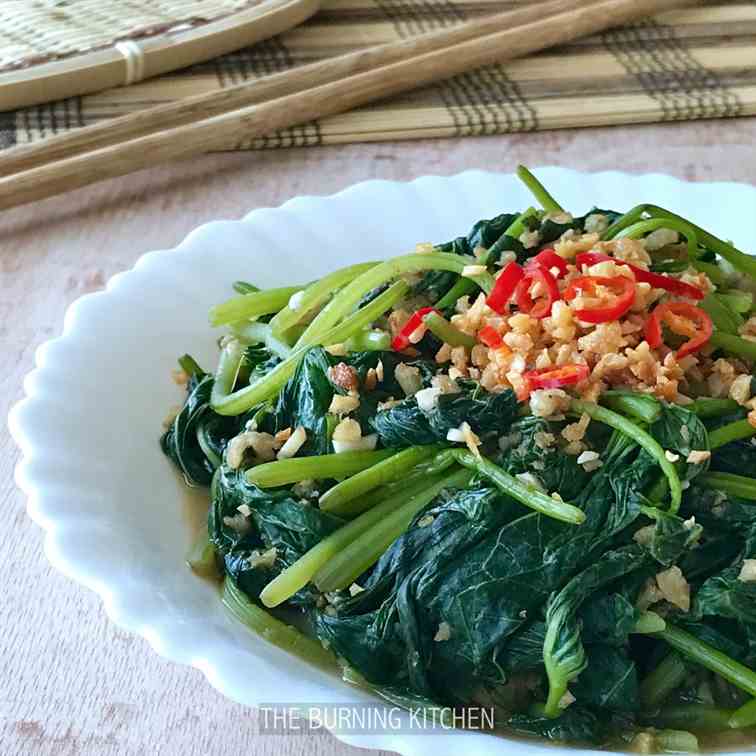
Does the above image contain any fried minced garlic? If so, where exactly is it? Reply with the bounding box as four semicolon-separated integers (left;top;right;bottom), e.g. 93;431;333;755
431;235;754;409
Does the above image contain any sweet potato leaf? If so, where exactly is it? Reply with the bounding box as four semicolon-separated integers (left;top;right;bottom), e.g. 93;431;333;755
370;382;518;447
572;645;640;712
413;213;519;301
580;593;639;647
695;567;756;626
506;706;611;744
647;403;710;484
497;416;590;502
242;345;281;384
314;485;523;696
273;347;334;455
647;511;703;567
210;466;342;605
542;545;649;715
314;428;652;707
538;207;621;245
161;374;244;486
500;622;547;673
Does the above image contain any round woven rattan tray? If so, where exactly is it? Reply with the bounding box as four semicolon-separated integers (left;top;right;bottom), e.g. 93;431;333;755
0;0;320;111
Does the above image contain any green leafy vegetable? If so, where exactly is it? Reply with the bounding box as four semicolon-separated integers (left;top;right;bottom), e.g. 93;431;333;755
161;373;244;486
371;382;518;447
273;347;334;456
543;545;649;716
222;577;335;668
161;170;756;748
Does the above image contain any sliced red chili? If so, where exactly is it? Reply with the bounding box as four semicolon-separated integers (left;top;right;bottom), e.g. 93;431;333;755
478;324;503;349
576;251;703;301
635;267;704;301
485;261;524;314
644;302;713;359
575;251;615;268
524;364;590;390
391;306;438;351
526;247;568;279
514;265;560;319
563;275;635;323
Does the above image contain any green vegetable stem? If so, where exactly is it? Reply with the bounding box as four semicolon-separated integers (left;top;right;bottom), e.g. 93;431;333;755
209;285;303;327
423;311;476;348
313;468;473;592
698;471;756;501
654;625;756;699
319;445;442;515
640;652;688;708
211;280;409;414
452;450;586;524
247;449;396;488
708;419;756;450
223;577;335;667
516;165;564;213
570;400;682;513
259;472;452;607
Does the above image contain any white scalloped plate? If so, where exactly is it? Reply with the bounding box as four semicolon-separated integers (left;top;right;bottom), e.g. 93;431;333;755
9;168;756;756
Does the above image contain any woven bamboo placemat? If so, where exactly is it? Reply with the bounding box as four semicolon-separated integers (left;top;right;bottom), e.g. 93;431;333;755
1;0;754;150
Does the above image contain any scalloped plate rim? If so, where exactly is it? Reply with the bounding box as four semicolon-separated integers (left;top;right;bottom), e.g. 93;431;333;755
8;167;756;756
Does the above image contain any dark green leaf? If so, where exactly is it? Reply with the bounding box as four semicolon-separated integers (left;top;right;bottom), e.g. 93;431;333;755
579;593;639;647
647;511;703;567
242;345;281;384
506;706;609;744
497;416;591;502
273;347;334;455
647;403;710;484
695;567;756;625
161;375;242;486
414;213;519;301
500;622;547;673
572;645;640;712
543;545;649;715
370;382;518;447
210;465;343;606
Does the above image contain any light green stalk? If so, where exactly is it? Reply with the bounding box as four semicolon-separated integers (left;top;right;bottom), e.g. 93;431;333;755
452;450;585;524
210;280;408;415
516;165;563;212
698;472;756;501
313;468;472;592
246;449;396;488
209;285;303;327
259;473;441;607
267;262;377;338
709;332;756;362
223;578;335;667
319;445;442;515
423;311;476;348
615;217;699;259
709;419;756;450
655;624;756;699
296;251;494;348
570;400;682;513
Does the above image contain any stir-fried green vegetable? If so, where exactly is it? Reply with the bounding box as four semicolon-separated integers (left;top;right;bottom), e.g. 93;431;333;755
160;166;756;749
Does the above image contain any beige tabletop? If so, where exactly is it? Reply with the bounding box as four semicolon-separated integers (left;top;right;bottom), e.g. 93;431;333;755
2;118;756;756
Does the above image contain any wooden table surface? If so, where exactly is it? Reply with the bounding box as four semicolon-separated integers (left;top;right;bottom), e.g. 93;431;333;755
3;118;756;756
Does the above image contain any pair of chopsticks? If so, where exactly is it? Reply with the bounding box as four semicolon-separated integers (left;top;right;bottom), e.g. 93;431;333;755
0;0;697;211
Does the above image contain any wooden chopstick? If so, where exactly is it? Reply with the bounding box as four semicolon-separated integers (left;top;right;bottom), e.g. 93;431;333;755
0;0;591;178
0;0;698;210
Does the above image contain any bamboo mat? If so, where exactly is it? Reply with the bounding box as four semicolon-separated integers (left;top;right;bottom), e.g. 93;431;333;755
1;0;755;150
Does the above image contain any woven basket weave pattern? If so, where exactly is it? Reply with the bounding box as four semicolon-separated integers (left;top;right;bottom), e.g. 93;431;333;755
0;0;260;71
1;1;754;150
